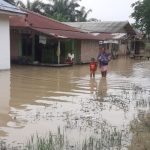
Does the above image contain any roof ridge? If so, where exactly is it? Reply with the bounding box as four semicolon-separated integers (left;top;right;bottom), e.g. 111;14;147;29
65;21;129;24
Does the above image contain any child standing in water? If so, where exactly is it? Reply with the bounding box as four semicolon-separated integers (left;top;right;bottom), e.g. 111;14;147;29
90;58;97;78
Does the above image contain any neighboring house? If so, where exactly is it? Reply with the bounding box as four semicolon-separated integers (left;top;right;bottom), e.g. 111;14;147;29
0;0;25;70
10;10;100;65
64;21;137;57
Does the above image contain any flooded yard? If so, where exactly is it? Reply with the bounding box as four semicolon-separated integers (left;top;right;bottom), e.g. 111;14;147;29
0;57;150;149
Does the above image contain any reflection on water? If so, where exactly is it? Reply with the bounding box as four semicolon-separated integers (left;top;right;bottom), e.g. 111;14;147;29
96;77;107;101
89;78;97;95
0;58;150;149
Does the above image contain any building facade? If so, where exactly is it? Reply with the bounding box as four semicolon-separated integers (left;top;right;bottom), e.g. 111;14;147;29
10;10;99;65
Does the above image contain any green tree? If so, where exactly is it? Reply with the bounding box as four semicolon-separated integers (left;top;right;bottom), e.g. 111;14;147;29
45;0;92;22
16;0;26;8
29;0;46;15
76;6;92;22
5;0;92;22
131;0;150;35
16;0;46;15
45;0;74;21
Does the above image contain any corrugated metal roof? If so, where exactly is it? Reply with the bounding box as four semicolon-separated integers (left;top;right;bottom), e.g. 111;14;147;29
0;0;25;15
64;21;135;34
93;33;113;41
31;27;99;39
112;33;127;39
10;15;29;27
10;10;100;40
91;33;128;41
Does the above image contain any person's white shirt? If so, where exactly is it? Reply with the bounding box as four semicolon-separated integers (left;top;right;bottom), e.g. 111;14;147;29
68;53;74;60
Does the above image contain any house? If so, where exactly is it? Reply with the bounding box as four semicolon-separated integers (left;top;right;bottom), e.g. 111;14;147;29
10;10;100;65
0;0;25;70
64;21;137;57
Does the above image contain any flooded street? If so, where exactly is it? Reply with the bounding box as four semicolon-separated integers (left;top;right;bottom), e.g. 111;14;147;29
0;57;150;149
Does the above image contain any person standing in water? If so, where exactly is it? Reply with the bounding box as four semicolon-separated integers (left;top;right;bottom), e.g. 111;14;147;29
98;47;111;77
89;57;97;78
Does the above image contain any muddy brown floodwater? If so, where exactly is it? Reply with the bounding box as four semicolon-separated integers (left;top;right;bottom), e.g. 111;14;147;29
0;57;150;149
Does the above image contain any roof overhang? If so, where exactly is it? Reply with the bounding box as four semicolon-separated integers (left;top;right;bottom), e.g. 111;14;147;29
0;10;26;16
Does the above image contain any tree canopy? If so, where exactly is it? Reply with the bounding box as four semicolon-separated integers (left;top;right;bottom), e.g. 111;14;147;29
4;0;92;22
131;0;150;34
42;0;92;22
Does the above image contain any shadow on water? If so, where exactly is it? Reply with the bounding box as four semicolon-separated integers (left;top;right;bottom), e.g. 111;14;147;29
0;58;150;149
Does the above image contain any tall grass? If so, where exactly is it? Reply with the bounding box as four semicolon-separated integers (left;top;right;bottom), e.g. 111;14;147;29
26;128;64;150
0;126;128;150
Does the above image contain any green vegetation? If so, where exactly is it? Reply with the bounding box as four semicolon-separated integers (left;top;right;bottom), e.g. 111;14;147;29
26;128;64;150
131;0;150;35
0;126;127;150
4;0;92;22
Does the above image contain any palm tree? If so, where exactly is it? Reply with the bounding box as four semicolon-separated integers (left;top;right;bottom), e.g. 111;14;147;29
76;6;92;22
45;0;91;22
30;0;47;15
16;0;26;8
16;0;46;15
5;0;92;22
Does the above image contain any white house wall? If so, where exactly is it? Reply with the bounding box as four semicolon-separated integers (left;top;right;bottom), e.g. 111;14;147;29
0;71;10;114
0;14;10;70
